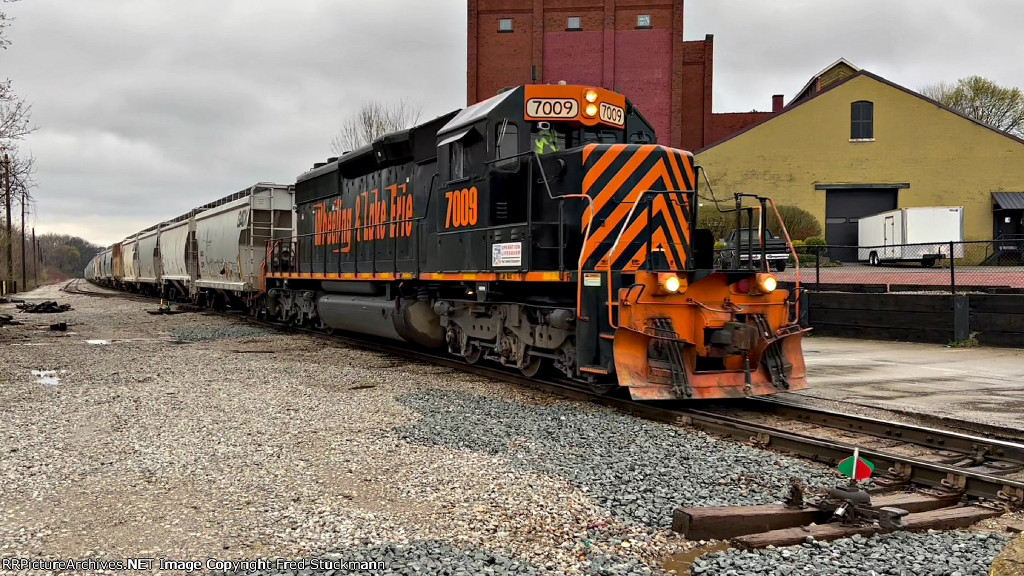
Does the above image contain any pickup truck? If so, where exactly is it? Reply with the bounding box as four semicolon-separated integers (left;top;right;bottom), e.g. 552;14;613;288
717;229;791;272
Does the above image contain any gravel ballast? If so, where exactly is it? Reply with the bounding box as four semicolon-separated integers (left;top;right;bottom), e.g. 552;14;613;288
0;283;1011;575
396;389;843;527
693;531;1009;576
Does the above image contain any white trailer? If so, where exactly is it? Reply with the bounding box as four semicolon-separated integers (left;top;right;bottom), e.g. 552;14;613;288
858;206;964;266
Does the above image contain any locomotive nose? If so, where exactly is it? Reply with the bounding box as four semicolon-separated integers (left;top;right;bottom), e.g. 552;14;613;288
612;272;807;401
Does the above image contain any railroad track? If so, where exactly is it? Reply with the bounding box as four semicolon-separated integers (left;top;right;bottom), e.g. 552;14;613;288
71;280;1024;516
674;397;1024;503
61;278;133;298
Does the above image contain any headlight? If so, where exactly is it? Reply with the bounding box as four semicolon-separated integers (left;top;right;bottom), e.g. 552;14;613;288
584;103;598;117
659;273;681;293
757;274;777;293
584;89;599;103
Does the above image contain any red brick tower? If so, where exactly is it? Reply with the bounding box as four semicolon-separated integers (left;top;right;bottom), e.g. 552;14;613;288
467;0;781;151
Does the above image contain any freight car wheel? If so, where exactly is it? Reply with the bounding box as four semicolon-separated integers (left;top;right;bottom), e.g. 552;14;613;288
519;356;544;378
463;346;482;365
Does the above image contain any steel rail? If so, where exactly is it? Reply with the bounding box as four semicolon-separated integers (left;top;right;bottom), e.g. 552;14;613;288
743;396;1024;471
672;407;1024;504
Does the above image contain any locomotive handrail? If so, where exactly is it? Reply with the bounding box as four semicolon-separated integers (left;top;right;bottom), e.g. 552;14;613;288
531;150;596;318
603;188;696;329
766;197;801;322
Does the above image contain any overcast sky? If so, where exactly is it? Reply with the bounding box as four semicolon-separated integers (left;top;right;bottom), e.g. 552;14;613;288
4;0;1023;246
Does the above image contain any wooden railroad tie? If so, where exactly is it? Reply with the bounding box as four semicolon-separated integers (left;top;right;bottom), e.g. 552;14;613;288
672;491;1001;549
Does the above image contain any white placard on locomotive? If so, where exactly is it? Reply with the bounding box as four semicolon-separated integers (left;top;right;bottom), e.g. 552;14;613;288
491;242;523;267
526;98;579;119
599;102;625;126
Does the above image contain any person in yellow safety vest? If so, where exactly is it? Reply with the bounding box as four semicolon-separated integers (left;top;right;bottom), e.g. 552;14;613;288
535;128;559;154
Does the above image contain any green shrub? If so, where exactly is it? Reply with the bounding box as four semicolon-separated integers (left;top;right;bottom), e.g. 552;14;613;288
769;206;822;241
714;240;726;250
697;208;733;242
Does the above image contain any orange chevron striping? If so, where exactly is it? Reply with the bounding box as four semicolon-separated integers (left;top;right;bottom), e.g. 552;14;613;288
585;146;655;226
681;151;696;185
665;150;687;191
621;229;679;271
582;144;627;195
671;195;691;242
653;195;686;255
652;227;681;269
623;242;648;271
581;160;671;263
605;209;650;267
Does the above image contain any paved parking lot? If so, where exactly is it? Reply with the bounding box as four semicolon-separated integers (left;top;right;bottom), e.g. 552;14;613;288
793;336;1024;430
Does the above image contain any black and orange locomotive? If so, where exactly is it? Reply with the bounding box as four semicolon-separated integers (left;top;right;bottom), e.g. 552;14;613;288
264;84;807;400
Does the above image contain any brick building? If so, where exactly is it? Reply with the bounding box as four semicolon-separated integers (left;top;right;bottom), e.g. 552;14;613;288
466;0;782;151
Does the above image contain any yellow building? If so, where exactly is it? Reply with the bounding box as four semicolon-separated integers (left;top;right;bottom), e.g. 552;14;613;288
695;59;1024;258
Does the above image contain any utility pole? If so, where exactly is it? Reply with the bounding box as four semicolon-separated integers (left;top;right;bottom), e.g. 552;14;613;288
32;227;37;286
20;187;26;289
3;153;11;284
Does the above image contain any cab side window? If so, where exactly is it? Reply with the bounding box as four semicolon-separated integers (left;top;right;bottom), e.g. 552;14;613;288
495;122;518;159
451;141;467;180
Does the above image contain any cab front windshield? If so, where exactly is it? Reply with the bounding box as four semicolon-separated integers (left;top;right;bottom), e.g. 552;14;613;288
531;124;623;153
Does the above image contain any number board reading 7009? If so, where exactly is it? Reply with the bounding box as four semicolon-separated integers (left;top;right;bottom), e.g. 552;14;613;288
526;98;579;119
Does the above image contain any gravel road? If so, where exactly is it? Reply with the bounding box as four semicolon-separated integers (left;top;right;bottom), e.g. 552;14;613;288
0;282;1009;575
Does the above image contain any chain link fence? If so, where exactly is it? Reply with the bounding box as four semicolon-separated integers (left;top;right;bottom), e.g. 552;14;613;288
774;239;1024;293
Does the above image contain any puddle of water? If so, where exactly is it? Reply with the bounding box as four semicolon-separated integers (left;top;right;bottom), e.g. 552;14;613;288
663;542;733;575
86;339;110;345
31;370;65;386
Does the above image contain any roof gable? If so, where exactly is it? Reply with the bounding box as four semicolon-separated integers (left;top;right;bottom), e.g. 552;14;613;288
699;67;1024;153
789;58;861;107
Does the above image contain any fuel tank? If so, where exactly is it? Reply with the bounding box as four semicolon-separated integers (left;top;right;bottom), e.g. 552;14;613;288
317;294;444;348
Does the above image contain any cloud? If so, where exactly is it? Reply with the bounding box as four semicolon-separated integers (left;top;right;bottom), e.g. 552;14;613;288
4;0;466;245
684;0;1024;111
2;1;1022;246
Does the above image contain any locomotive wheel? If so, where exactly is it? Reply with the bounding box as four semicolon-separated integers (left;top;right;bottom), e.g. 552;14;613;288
519;356;543;378
463;346;482;365
588;381;619;396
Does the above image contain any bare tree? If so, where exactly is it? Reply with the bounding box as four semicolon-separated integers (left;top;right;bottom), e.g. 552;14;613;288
921;76;1024;137
0;1;34;144
0;80;32;142
9;146;35;199
1;146;34;282
330;99;423;155
0;0;16;50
